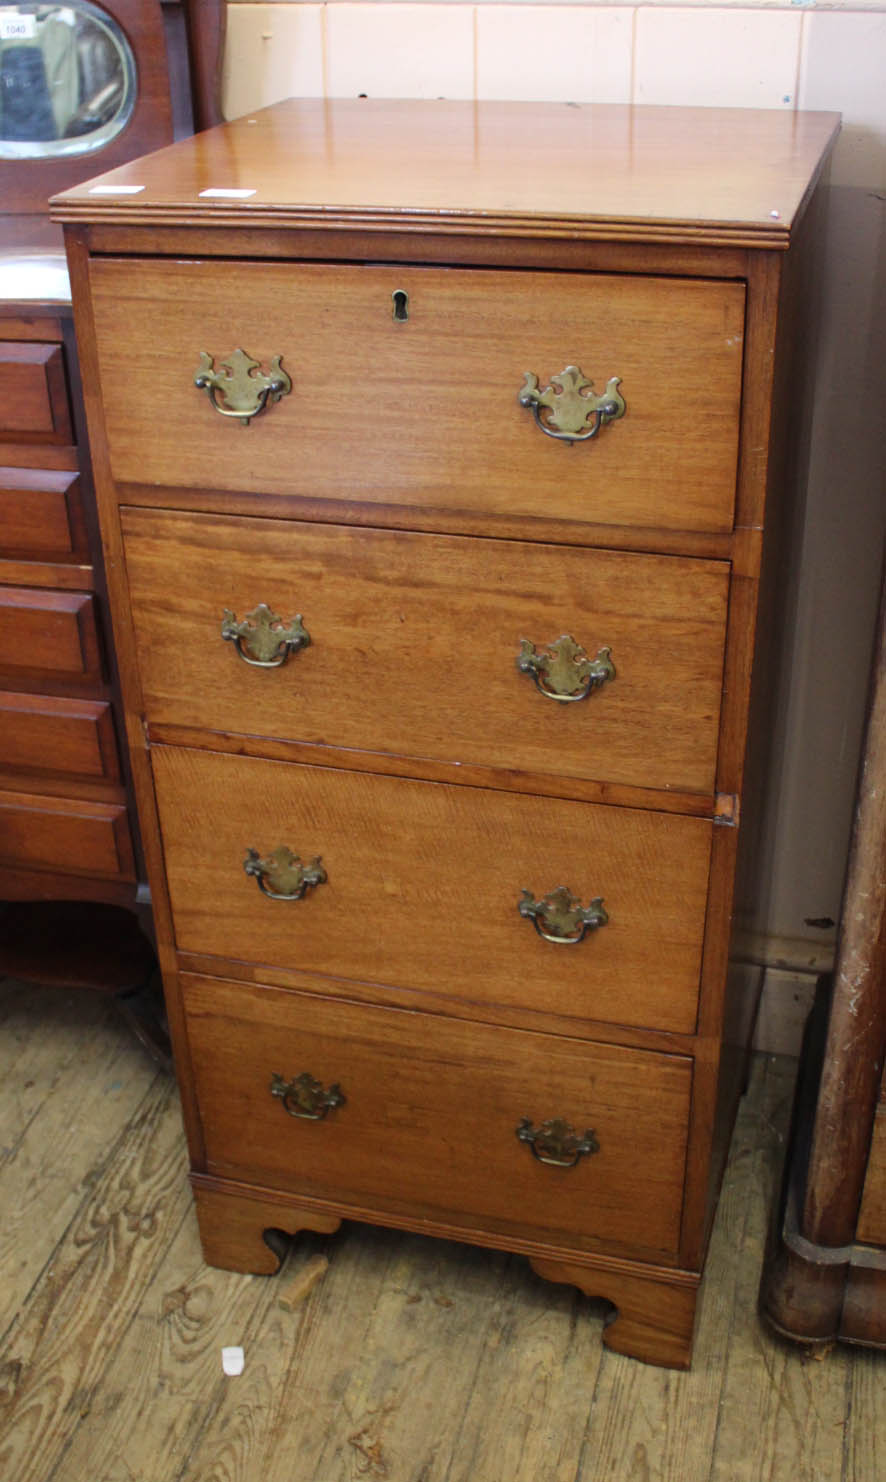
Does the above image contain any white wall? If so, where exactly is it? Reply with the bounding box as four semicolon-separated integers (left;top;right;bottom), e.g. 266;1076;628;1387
219;2;886;970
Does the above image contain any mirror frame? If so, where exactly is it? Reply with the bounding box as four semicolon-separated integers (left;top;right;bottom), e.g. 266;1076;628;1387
0;0;222;213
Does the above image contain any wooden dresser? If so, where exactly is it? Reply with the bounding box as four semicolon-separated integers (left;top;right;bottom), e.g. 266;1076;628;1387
54;99;838;1368
0;0;223;1007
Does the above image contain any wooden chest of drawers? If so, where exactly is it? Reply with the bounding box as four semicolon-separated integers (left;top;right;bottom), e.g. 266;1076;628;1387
55;99;838;1367
0;302;137;904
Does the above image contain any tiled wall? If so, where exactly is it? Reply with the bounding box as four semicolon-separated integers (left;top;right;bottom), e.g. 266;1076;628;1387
222;4;886;188
220;4;886;972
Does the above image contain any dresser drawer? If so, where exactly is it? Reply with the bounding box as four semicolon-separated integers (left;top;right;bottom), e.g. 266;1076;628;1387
0;343;72;444
0;788;134;879
183;972;692;1259
0;469;85;558
0;691;120;782
154;746;711;1035
123;508;729;797
92;259;744;535
0;587;102;685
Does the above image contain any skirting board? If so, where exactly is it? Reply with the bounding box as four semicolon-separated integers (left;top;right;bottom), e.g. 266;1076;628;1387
752;966;819;1058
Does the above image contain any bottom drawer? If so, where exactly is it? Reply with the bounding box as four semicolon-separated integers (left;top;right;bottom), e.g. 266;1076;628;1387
183;972;692;1261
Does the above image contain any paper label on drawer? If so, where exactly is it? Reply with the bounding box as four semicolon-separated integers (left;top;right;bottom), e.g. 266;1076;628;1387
0;14;37;37
88;185;146;195
199;188;257;199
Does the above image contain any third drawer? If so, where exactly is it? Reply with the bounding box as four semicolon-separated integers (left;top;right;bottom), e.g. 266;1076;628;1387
154;745;713;1036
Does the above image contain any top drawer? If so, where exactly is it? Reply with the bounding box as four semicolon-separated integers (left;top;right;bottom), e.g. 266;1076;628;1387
89;260;744;535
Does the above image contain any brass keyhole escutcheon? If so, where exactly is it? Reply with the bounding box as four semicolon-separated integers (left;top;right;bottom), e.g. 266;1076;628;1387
392;289;409;322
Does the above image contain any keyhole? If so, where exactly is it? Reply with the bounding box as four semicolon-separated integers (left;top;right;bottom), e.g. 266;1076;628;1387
392;289;409;322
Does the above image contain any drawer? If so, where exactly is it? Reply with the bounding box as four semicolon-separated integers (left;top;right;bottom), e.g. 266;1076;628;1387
0;691;120;782
91;259;744;535
0;788;134;880
0;343;72;444
123;508;729;797
0;469;85;558
182;972;693;1260
154;746;712;1035
0;587;102;685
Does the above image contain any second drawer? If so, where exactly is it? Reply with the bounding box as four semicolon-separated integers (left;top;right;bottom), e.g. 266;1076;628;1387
154;746;712;1035
122;508;729;798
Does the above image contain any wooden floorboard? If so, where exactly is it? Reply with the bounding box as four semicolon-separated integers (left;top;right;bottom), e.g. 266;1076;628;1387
0;977;879;1482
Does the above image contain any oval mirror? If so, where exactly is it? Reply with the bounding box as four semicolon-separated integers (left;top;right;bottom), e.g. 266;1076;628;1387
0;1;136;160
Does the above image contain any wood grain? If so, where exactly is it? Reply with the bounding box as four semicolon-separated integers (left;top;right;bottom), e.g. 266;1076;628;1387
0;690;119;782
93;259;744;535
153;746;712;1036
0;992;872;1480
858;1102;886;1245
0;469;84;558
711;1060;853;1481
530;1256;697;1369
0;787;134;880
147;723;721;821
122;506;729;797
181;973;692;1261
53;98;839;250
0;586;101;684
52;98;840;1371
0;343;71;443
0;983;157;1336
0;1077;189;1482
47;1199;302;1482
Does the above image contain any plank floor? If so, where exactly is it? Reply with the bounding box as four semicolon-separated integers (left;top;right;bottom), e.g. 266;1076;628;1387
0;975;881;1482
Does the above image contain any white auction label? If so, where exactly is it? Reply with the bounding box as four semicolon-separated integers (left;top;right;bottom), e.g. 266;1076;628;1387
199;188;257;200
0;14;37;38
88;185;146;195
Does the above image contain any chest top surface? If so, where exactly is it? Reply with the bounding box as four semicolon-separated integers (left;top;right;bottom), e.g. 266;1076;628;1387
51;98;839;250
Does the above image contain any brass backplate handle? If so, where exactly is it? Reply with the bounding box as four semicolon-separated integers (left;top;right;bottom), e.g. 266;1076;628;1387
221;604;310;668
194;348;292;425
519;366;624;443
271;1071;345;1120
516;1116;600;1168
244;846;327;901
518;886;608;944
517;636;615;702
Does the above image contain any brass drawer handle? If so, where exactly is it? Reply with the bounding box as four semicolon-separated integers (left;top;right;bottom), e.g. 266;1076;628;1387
518;365;625;443
194;348;292;425
516;1117;600;1168
517;635;615;702
518;886;608;944
244;846;327;901
221;603;310;668
271;1071;345;1120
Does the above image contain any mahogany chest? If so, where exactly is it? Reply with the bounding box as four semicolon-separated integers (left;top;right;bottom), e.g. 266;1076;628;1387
54;99;839;1366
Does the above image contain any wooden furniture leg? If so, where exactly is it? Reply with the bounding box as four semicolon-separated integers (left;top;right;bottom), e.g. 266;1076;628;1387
530;1256;699;1369
191;1178;342;1274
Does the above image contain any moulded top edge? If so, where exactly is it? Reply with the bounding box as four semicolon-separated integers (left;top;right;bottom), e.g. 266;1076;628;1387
50;99;840;252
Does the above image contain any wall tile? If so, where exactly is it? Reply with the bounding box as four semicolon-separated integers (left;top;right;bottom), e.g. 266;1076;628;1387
222;4;324;120
326;4;475;99
634;7;801;111
476;6;632;105
799;12;886;188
